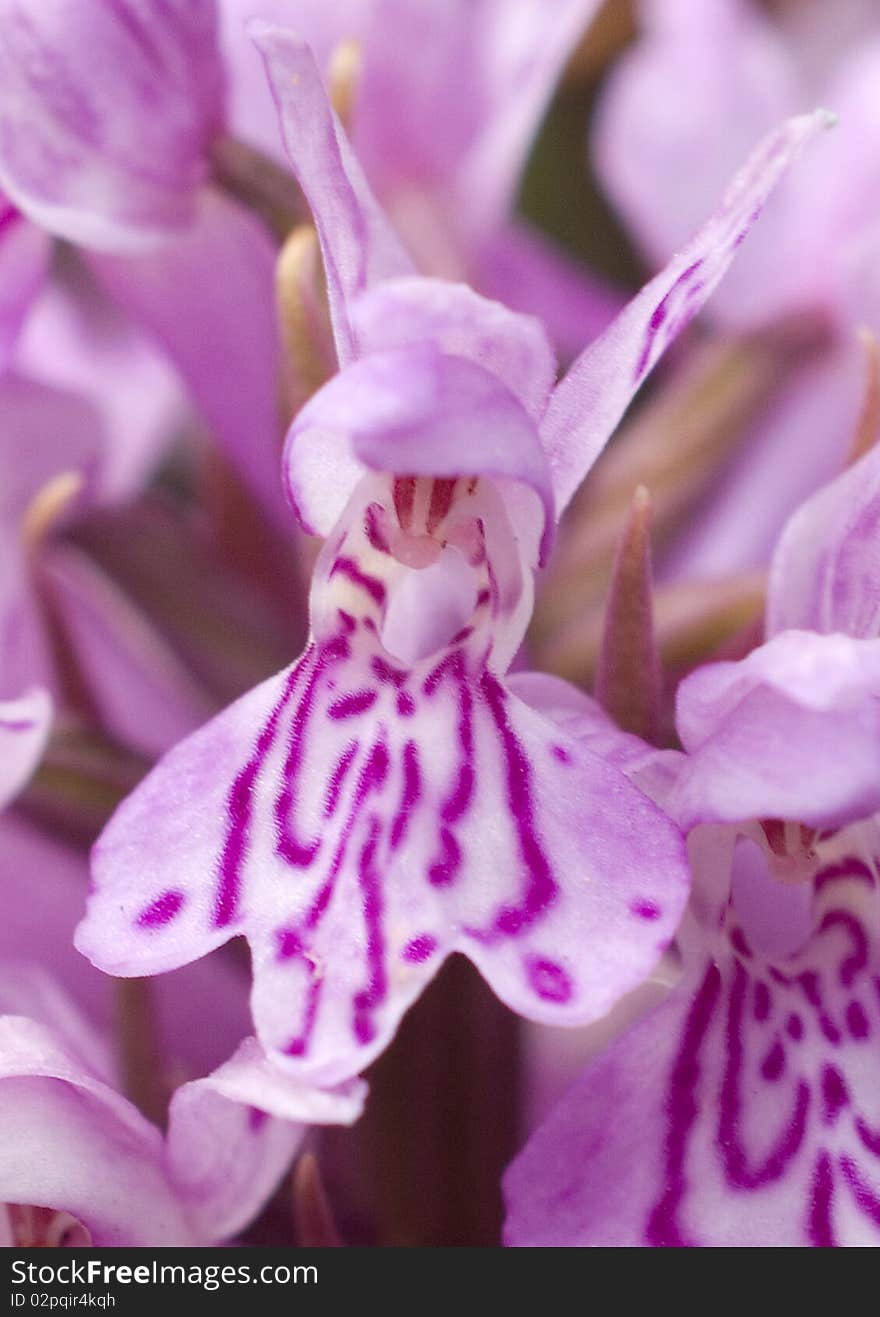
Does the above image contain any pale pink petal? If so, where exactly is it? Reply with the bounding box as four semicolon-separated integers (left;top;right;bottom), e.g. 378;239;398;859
661;344;863;578
166;1035;365;1241
350;277;557;421
542;110;834;515
14;273;186;502
43;544;212;759
768;403;880;639
0;687;50;807
594;0;803;326
251;24;414;366
87;188;288;528
0;204;49;370
0;1015;195;1245
0;0;223;251
674;631;880;830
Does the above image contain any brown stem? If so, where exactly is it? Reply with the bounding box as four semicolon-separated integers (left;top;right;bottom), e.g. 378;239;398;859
320;956;520;1246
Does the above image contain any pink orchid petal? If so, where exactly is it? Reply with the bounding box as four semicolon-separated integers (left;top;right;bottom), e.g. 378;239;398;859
14;274;187;503
768;405;880;639
79;617;689;1086
0;1015;195;1246
594;0;804;324
0;687;50;807
350;278;557;421
43;544;212;759
167;1036;365;1241
0;371;102;520
219;0;364;165
0;204;49;370
285;344;552;565
674;631;880;830
0;0;223;251
0;815;253;1084
542;109;834;515
474;220;623;363
661;344;863;578
251;24;414;367
506;857;880;1247
86;187;288;529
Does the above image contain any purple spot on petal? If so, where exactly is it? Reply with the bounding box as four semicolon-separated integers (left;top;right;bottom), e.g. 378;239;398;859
753;980;771;1023
760;1038;785;1082
821;1065;848;1125
786;1012;804;1041
276;928;303;961
552;744;572;764
397;691;415;717
403;934;437;964
846;999;870;1040
730;927;752;959
136;889;184;928
328;689;378;719
820;1014;841;1045
428;827;462;887
631;898;661;921
526;957;573;1004
248;1106;268;1131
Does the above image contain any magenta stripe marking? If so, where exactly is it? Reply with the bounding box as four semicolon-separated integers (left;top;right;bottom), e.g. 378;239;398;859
856;1116;880;1158
280;739;390;1057
330;555;386;605
818;909;868;988
371;656;407;687
214;655;308;927
815;857;874;890
428;827;462;887
720;962;809;1188
274;640;350;868
840;1155;880;1229
352;813;387;1045
645;963;722;1246
0;718;36;733
477;672;557;938
808;1152;836;1246
137;889;185;928
328;689;378;719
324;743;358;817
390;741;421;851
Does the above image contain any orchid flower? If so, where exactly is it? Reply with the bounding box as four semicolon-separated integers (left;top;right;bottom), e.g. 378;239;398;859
0;974;364;1247
505;435;880;1247
219;0;622;355
595;0;880;573
75;28;830;1086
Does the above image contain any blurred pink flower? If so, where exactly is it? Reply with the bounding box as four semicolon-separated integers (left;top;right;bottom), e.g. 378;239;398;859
505;434;880;1247
595;0;880;572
